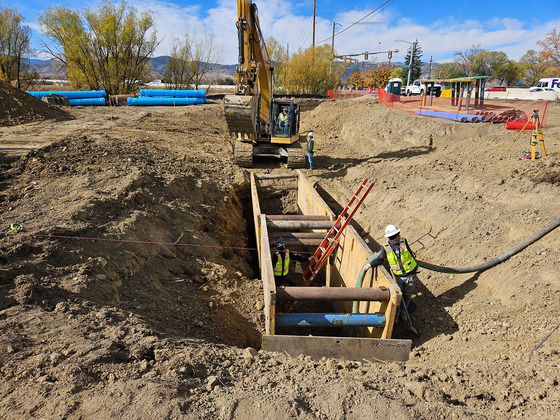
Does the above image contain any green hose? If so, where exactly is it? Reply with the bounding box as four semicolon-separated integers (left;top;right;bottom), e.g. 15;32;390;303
351;215;560;312
352;256;379;314
417;215;560;274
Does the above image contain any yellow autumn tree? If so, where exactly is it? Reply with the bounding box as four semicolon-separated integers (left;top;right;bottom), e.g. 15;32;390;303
364;65;391;89
40;0;158;94
346;69;364;89
283;45;343;95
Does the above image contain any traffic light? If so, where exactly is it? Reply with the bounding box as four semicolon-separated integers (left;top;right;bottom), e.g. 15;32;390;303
364;53;368;60
388;51;392;59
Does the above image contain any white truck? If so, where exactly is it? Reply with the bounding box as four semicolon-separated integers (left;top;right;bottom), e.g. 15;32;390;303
404;80;442;97
530;78;560;92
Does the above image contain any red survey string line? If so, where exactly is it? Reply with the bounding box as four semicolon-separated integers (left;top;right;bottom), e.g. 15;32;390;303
27;233;316;255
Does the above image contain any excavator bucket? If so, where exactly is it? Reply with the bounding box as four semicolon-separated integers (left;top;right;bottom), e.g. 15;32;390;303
224;95;257;139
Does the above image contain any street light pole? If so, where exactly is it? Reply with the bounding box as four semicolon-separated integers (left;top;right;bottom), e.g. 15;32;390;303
331;22;341;54
395;39;417;87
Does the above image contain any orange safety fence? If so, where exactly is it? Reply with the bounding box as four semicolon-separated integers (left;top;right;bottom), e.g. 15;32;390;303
377;89;549;130
327;89;374;100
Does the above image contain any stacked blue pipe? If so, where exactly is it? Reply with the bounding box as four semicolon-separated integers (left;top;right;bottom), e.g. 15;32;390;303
69;98;106;106
26;90;106;106
128;89;207;106
127;97;206;106
139;89;206;98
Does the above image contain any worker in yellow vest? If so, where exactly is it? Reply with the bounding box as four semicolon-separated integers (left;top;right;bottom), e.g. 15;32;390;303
272;241;309;287
278;107;290;134
369;224;418;324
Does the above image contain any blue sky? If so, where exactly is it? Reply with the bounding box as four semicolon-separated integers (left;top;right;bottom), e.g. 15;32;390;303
8;0;560;64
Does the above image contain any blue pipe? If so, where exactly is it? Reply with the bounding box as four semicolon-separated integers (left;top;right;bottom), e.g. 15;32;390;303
416;110;481;122
26;90;106;99
140;89;206;98
68;98;106;106
127;97;206;106
275;313;385;328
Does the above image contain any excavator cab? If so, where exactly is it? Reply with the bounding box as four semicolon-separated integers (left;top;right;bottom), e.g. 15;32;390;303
270;100;300;144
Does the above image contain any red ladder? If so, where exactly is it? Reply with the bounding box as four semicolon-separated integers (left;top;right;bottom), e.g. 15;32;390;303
296;178;374;288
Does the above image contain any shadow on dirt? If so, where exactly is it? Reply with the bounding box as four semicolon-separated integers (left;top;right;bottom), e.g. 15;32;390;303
316;145;434;179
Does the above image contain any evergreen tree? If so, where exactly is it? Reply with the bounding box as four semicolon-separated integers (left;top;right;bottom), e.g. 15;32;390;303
398;41;423;85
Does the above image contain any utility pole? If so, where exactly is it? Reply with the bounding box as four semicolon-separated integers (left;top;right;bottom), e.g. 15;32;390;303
429;56;433;78
312;0;316;48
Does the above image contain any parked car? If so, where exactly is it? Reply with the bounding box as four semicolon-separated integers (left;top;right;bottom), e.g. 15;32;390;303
485;86;506;92
528;87;556;92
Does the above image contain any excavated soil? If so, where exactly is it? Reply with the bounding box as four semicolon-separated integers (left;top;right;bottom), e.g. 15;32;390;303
0;88;559;419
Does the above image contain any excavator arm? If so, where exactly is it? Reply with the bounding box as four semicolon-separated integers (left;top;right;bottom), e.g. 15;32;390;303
225;0;272;139
224;0;304;168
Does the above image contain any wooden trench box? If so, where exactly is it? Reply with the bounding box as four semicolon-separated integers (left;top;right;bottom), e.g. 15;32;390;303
251;170;411;362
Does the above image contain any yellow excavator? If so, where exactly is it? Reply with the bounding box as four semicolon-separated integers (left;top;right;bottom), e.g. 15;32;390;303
224;0;305;168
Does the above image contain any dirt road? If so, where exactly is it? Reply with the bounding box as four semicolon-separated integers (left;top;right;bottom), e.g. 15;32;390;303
0;85;559;418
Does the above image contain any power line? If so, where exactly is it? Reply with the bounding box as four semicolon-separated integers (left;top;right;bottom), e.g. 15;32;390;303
293;16;314;52
316;0;394;45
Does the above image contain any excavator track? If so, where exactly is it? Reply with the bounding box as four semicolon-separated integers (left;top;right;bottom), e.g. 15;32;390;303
234;140;254;167
286;144;306;169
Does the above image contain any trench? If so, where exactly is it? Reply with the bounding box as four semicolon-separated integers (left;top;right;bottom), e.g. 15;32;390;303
257;187;345;338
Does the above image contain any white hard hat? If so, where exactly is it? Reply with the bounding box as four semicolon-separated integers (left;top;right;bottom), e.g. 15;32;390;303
307;131;314;138
384;224;401;238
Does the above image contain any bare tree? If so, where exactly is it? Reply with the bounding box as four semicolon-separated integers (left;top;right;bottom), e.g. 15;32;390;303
454;44;491;76
537;28;560;76
165;28;223;90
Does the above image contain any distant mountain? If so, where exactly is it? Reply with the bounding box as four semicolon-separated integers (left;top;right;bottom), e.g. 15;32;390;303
28;56;237;81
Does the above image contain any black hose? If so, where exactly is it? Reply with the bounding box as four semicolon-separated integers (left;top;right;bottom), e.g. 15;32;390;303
417;216;560;274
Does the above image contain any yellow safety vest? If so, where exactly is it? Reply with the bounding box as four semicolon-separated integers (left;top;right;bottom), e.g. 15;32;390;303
383;238;417;276
308;139;317;153
279;113;290;123
274;250;290;276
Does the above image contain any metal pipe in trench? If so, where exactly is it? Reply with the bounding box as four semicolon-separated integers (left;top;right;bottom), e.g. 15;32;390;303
277;286;390;302
275;313;386;328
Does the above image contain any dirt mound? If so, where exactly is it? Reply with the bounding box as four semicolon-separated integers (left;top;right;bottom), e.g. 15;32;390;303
0;98;559;419
0;81;71;127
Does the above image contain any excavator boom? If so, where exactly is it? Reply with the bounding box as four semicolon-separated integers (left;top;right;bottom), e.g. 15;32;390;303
224;0;305;168
224;0;272;139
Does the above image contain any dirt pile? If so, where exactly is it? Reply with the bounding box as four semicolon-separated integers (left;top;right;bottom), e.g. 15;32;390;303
0;81;71;127
0;96;559;419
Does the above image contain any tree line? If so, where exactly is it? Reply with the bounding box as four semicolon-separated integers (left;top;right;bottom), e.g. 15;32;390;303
0;0;558;95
